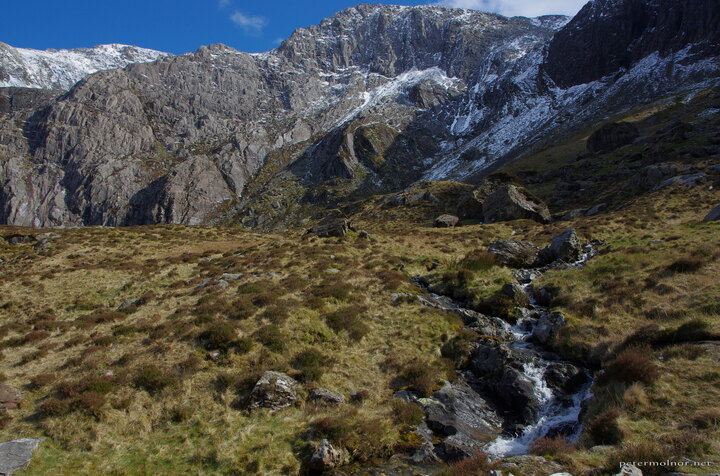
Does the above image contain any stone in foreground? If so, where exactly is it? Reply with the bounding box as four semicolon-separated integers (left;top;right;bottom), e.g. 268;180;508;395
246;371;300;411
0;438;43;475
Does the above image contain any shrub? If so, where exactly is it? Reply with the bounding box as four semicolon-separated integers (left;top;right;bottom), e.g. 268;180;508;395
71;391;105;418
441;329;478;366
459;251;496;272
28;373;57;389
376;270;406;291
37;397;71;418
440;451;496;475
391;399;424;426
665;256;704;274
312;282;354;300
199;322;237;351
134;365;173;394
598;345;658;386
691;408;720;429
169;405;194;423
311;414;396;461
606;443;674;476
529;436;574;457
324;305;370;341
586;407;623;445
401;360;445;397
227;296;256;320
291;348;328;382
255;325;285;353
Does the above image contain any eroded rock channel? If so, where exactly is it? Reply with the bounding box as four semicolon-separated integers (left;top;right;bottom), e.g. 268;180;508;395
392;229;598;464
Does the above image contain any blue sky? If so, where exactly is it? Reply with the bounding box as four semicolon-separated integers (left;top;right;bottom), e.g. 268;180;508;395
2;0;587;55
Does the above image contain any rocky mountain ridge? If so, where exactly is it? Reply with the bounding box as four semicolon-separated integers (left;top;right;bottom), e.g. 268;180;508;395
0;0;718;228
0;42;169;91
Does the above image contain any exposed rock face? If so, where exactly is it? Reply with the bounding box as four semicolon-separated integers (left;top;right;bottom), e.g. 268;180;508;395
704;204;720;222
532;312;566;346
544;0;720;88
434;214;459;228
1;1;719;228
488;240;540;269
542;229;582;263
0;384;22;411
587;122;640;153
246;371;300;411
482;185;551;224
308;439;347;471
0;438;43;475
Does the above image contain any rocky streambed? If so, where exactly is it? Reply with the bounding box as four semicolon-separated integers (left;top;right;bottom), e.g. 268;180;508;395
391;230;598;467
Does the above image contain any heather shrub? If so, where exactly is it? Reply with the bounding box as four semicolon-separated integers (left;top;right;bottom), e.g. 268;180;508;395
597;345;658;386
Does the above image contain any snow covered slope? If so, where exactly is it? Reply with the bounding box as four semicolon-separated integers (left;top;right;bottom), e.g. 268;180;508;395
0;42;169;90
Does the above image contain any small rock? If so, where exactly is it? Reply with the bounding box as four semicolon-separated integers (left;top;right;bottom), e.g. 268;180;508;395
308;439;347;471
0;438;43;475
246;371;299;411
703;204;720;222
358;230;370;239
309;388;345;406
35;232;60;241
502;283;530;307
216;279;230;289
207;351;221;362
221;273;242;281
0;385;23;411
585;203;607;216
117;299;141;311
325;268;341;274
434;215;459;228
615;464;643;476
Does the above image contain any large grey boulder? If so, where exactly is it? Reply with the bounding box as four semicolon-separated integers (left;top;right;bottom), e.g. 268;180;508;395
488;240;540;269
703;204;720;222
308;388;345;406
538;229;583;264
482;185;551;224
532;311;566;345
0;438;43;475
307;216;351;238
246;371;300;411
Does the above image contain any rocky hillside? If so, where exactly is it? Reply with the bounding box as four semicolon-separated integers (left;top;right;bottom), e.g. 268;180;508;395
0;0;718;228
0;42;169;91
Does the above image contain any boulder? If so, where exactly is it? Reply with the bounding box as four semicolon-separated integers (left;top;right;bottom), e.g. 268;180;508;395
424;379;502;439
653;172;707;190
308;439;347;471
482;185;551;224
434;215;459;228
703;204;720;222
488;240;540;269
585;203;607;216
501;283;530;307
615;464;643;476
308;216;351;238
308;388;345;406
456;190;484;220
540;229;583;263
587;122;639;153
544;362;588;393
532;312;566;345
4;235;35;245
0;438;43;475
246;371;300;411
0;385;23;411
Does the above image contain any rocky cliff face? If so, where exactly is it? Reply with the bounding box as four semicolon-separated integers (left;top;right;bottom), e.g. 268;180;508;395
0;1;718;227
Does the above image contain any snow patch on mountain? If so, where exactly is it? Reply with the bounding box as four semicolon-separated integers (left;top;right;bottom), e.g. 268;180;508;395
0;42;170;90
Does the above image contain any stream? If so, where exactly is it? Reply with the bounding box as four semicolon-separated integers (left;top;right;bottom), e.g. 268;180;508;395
406;242;598;462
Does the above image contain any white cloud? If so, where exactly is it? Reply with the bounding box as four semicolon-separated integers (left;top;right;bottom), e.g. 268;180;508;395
438;0;588;17
218;0;230;8
230;11;268;36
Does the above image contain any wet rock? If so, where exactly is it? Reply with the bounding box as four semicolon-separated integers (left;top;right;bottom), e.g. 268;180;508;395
307;216;351;238
434;214;459;228
309;388;345;406
0;385;23;411
0;438;43;475
488;240;540;269
308;439;347;472
502;283;530;307
532;312;565;345
425;379;502;439
482;185;551;224
410;423;441;464
246;371;300;411
703;204;720;222
586;122;640;153
544;362;587;393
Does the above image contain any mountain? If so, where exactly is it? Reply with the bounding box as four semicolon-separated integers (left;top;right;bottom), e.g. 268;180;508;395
0;0;718;228
0;42;169;90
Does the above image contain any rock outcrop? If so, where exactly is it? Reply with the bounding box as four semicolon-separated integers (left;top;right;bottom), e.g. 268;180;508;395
434;215;459;228
482;185;551;224
308;439;347;472
246;371;300;412
488;241;540;269
0;438;43;475
587;122;640;153
704;204;720;222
